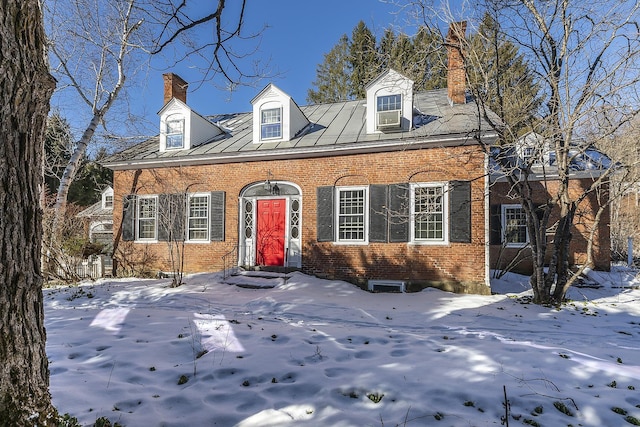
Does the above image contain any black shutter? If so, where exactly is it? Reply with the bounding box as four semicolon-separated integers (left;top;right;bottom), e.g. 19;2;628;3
388;183;409;242
210;191;225;242
489;205;502;245
316;186;334;242
172;194;186;241
157;194;170;242
449;180;471;243
369;185;388;243
122;195;136;241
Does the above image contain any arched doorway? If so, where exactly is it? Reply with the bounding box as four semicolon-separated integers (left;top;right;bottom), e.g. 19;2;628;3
238;181;301;268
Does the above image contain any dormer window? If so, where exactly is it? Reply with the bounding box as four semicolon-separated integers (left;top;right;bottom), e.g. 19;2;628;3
376;94;402;130
166;114;185;149
101;187;114;210
261;108;282;140
251;83;309;144
365;69;413;134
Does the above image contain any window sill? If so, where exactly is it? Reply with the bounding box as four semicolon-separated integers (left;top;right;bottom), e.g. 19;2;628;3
332;241;369;246
408;240;449;246
504;242;530;249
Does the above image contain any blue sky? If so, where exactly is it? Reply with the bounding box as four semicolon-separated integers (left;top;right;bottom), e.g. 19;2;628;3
145;0;404;117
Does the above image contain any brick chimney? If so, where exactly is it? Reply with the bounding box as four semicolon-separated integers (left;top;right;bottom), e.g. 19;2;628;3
163;73;188;105
446;21;467;105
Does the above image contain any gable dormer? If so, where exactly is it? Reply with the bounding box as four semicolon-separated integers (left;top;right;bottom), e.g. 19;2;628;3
517;132;552;167
101;186;114;210
365;69;414;134
251;84;309;144
158;74;225;153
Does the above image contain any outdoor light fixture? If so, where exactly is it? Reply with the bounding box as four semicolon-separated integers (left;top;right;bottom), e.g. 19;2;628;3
263;170;280;195
263;170;273;192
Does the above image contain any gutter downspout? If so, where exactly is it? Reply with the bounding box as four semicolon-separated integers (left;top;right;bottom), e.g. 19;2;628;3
484;150;491;289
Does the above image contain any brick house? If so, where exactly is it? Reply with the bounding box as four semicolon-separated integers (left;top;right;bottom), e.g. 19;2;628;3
102;23;610;293
76;186;114;248
489;132;611;274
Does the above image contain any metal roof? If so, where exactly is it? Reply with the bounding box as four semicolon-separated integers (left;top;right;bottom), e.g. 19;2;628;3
103;89;498;170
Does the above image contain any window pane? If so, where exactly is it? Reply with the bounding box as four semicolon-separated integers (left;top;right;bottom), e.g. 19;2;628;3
261;108;281;124
377;94;401;111
166;134;183;149
188;195;209;240
138;198;156;239
414;186;444;240
338;189;365;241
166;117;184;149
504;207;527;244
261;108;282;139
261;123;281;139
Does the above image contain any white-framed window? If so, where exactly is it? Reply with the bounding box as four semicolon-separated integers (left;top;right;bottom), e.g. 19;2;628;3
137;196;157;240
522;146;535;163
104;195;113;209
187;193;209;241
376;94;402;129
377;94;402;112
260;107;282;140
166;114;185;149
336;186;368;243
502;204;528;246
411;182;448;244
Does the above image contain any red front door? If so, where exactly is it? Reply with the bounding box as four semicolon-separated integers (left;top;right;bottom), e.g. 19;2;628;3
256;199;286;266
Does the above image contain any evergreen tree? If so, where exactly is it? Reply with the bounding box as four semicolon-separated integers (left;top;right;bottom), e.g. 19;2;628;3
390;33;414;77
44;114;112;206
467;13;541;135
307;34;351;104
377;28;396;73
307;17;537;123
411;26;447;91
309;23;448;102
349;21;378;99
44;113;74;197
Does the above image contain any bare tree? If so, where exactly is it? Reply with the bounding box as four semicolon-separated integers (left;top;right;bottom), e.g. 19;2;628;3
143;0;267;90
428;1;640;303
44;0;266;261
0;0;58;424
600;118;640;261
45;0;144;244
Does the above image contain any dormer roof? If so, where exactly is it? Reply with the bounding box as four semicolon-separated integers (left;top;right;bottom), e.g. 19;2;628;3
365;69;414;134
251;83;310;144
158;98;226;152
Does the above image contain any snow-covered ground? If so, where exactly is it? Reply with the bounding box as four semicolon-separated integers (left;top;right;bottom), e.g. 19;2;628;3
45;267;640;426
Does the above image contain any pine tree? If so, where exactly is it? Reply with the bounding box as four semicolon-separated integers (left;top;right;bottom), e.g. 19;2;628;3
377;28;396;73
467;13;541;135
307;34;352;104
411;26;447;91
349;21;378;99
390;33;414;77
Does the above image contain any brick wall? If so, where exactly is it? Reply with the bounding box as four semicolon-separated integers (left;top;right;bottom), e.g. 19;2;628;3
489;179;611;273
112;144;489;292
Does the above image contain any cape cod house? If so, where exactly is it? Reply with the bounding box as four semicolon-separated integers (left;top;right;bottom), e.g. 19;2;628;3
102;23;610;293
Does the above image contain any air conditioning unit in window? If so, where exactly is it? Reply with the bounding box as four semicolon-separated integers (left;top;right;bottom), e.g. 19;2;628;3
376;110;401;131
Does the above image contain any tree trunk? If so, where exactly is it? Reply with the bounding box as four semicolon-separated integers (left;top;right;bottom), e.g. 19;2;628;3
0;0;57;425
